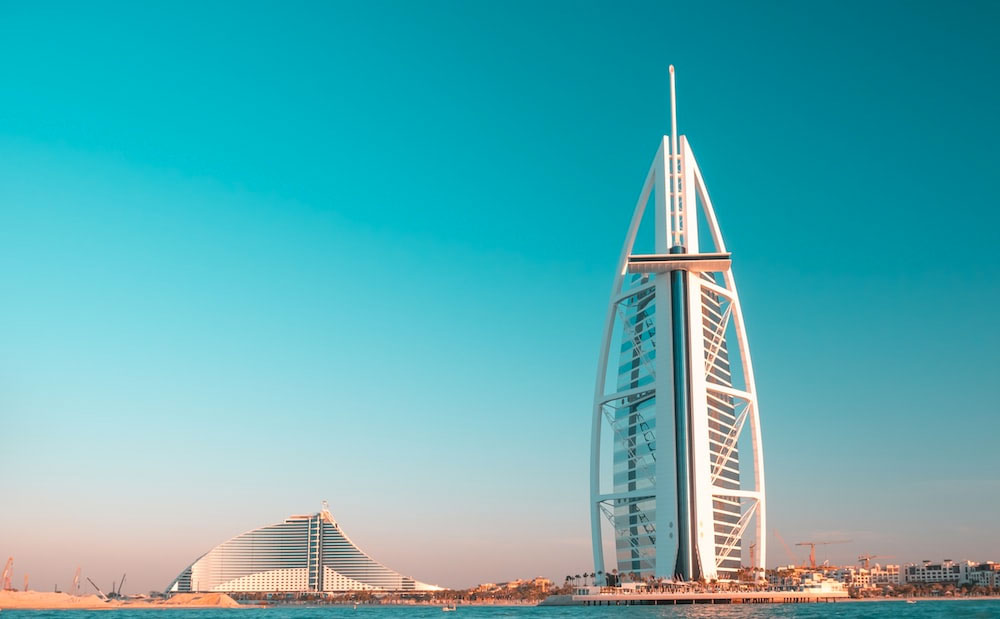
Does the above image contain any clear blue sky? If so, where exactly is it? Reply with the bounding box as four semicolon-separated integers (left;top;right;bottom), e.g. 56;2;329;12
1;0;998;594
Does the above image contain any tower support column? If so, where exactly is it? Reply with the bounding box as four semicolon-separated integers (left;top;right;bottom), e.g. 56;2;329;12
670;245;696;581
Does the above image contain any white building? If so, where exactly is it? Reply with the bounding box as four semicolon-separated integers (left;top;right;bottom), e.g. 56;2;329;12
832;564;901;589
832;567;872;589
903;560;976;584
590;66;766;584
166;503;441;593
799;572;847;595
871;564;901;586
968;563;1000;587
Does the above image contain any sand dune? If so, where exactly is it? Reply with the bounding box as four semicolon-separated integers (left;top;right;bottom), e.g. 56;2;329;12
155;593;242;608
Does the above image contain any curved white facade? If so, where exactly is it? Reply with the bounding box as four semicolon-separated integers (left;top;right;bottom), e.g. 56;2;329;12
167;505;441;593
590;68;766;583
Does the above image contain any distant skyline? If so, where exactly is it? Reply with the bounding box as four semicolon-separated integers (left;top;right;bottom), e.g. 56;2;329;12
1;0;999;594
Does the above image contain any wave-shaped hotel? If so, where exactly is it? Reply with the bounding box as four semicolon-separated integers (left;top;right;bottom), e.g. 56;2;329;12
167;503;440;593
590;67;766;583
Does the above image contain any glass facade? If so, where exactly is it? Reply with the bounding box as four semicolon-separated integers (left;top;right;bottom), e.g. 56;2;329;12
612;276;658;577
606;273;747;580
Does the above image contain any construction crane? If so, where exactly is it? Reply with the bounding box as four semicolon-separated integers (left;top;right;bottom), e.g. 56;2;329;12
86;577;108;600
858;554;895;569
796;540;851;569
72;567;81;595
773;530;798;566
2;557;13;591
112;573;126;598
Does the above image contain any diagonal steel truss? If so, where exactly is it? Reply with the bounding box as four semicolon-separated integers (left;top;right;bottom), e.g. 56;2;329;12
713;498;759;568
710;400;751;485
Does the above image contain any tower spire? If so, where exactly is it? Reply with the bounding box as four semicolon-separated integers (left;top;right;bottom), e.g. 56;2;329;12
669;65;681;249
669;65;677;144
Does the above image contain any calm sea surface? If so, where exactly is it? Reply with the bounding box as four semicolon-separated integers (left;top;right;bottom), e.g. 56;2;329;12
4;603;1000;619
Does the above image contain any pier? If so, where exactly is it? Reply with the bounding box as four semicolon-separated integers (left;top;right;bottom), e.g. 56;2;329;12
574;590;847;605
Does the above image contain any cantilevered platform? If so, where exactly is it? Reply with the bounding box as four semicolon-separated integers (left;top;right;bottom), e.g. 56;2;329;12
626;252;731;273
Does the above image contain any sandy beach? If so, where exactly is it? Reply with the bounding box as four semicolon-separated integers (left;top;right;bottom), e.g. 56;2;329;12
0;591;245;610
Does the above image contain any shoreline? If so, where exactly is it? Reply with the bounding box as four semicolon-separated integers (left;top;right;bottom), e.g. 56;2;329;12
838;595;1000;603
4;590;1000;610
0;592;246;611
0;591;545;610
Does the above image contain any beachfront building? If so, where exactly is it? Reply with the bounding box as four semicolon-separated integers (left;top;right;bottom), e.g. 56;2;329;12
968;563;1000;587
832;567;873;589
166;503;440;594
589;67;766;583
903;560;971;584
900;560;991;585
831;565;901;589
798;573;848;595
870;564;901;586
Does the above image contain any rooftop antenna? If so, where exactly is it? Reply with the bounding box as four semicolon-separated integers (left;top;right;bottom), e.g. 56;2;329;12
668;65;681;249
320;500;336;526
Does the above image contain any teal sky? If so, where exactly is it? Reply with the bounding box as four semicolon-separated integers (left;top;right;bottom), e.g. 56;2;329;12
1;0;998;593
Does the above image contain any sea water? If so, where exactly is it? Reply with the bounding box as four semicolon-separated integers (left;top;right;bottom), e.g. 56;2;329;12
4;603;1000;619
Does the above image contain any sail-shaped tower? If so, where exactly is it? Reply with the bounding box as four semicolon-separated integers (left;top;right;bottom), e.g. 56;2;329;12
590;67;766;583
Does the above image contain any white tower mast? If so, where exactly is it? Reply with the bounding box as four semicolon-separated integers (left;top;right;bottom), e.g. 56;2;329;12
669;65;681;248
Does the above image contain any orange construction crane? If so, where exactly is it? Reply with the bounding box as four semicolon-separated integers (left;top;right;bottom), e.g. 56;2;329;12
795;540;851;568
858;554;894;569
773;530;798;566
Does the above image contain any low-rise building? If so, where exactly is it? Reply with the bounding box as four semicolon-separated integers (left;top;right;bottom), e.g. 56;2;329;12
831;564;901;589
870;564;901;586
904;560;976;584
967;563;1000;587
799;573;847;595
528;577;553;591
831;567;872;589
767;569;801;589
